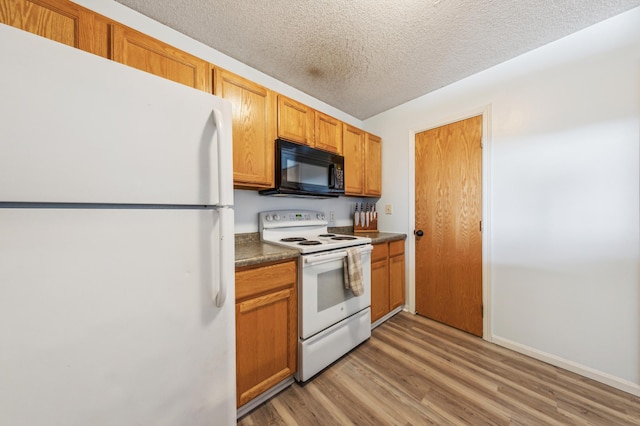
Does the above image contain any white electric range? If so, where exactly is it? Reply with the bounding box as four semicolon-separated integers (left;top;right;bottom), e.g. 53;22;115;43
259;210;373;381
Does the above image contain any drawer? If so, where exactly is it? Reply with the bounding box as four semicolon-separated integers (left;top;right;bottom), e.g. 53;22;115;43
236;259;297;301
389;239;405;257
371;242;389;262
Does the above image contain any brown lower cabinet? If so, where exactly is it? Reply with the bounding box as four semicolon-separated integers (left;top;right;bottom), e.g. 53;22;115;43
235;259;297;408
370;239;405;323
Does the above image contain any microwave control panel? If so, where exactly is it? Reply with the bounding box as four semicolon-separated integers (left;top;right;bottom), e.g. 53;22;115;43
334;165;344;189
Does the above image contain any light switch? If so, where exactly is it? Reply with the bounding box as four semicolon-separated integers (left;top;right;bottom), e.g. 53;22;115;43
385;204;392;214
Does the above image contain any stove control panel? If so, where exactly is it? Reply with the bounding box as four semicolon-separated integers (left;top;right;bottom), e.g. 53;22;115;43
259;210;327;229
265;212;310;222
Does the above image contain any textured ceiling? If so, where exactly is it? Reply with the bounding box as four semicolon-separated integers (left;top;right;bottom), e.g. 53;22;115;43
114;0;640;120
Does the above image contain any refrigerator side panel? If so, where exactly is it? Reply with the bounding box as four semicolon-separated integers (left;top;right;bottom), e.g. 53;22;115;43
0;24;231;206
0;209;235;425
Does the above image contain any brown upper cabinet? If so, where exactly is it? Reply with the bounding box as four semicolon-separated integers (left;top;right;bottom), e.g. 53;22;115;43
110;23;211;92
0;0;110;57
343;124;366;195
215;69;276;189
277;96;343;155
343;124;382;197
314;111;343;154
277;95;314;146
364;133;382;197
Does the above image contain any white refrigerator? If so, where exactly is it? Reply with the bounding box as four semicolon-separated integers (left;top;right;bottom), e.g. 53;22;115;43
0;25;236;425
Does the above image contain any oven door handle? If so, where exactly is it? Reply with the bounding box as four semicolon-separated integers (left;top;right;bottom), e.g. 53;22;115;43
303;244;373;266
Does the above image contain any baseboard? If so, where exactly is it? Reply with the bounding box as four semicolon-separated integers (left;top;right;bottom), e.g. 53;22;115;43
236;377;295;419
371;306;404;329
492;335;640;397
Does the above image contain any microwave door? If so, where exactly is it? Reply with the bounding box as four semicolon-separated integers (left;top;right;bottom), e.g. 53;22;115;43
282;152;332;193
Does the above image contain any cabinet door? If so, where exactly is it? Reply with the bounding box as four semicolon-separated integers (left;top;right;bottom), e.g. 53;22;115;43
314;111;342;154
364;133;382;197
389;253;405;310
0;0;109;56
215;69;276;189
370;258;389;323
370;243;389;323
235;260;297;407
111;23;210;91
277;95;313;146
343;124;365;195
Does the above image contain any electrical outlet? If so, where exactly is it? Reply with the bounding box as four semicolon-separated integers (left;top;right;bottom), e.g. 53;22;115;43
329;211;335;222
385;204;393;214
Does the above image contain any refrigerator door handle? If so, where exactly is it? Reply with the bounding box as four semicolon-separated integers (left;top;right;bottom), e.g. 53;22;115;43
215;208;233;307
213;108;224;205
212;107;233;206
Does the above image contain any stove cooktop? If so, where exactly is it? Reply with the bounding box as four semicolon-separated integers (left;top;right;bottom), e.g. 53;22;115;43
259;210;371;254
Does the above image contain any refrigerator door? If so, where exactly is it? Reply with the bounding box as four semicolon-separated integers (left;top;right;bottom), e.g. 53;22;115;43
0;208;236;425
0;25;232;207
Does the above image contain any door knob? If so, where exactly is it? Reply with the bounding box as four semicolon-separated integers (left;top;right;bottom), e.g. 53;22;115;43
414;230;424;237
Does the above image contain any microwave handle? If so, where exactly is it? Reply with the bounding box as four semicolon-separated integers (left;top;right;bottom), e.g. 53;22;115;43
328;164;336;189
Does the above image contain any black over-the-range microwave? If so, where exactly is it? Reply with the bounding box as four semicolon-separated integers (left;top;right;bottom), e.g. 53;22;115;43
259;139;345;198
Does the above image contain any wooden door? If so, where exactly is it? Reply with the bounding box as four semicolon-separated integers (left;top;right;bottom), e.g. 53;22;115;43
414;115;483;336
111;23;210;91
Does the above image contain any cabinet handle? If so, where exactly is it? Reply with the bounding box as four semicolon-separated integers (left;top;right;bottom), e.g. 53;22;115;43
239;289;291;313
303;244;373;266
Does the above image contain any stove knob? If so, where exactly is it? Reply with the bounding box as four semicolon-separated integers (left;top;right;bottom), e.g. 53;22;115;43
273;214;280;221
317;213;325;220
265;214;272;222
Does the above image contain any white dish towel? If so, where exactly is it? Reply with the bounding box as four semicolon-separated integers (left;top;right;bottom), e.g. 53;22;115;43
343;247;364;296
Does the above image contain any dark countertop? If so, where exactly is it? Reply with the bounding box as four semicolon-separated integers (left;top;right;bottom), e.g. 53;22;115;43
357;232;407;244
235;230;406;268
234;233;299;268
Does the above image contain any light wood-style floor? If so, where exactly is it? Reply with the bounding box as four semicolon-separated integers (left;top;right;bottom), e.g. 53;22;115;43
238;311;640;425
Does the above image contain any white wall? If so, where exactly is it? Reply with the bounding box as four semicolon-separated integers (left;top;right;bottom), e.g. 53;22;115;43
234;190;366;233
364;7;640;394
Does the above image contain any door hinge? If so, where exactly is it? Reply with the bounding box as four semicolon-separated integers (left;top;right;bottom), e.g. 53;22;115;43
479;220;483;232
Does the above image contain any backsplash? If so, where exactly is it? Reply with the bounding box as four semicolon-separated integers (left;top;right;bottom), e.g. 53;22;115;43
234;189;369;234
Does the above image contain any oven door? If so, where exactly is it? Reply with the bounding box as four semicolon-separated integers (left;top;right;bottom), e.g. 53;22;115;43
299;244;372;339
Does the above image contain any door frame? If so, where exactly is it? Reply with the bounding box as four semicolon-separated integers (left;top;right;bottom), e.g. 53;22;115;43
407;104;493;341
